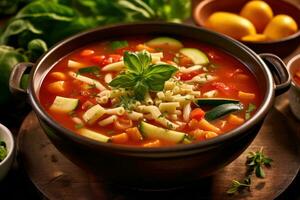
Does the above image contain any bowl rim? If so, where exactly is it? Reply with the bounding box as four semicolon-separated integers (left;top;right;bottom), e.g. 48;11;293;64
193;0;300;45
28;22;274;156
0;123;14;166
287;53;300;89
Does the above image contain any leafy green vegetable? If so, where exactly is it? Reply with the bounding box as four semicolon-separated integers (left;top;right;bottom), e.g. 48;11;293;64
0;45;28;104
78;66;100;76
204;103;243;121
109;50;178;100
110;40;128;50
0;0;191;105
27;38;48;61
227;177;251;194
0;141;7;162
245;103;256;120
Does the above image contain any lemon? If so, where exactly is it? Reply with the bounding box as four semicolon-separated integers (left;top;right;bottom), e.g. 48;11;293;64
205;12;256;40
263;14;298;40
241;34;268;42
240;0;273;33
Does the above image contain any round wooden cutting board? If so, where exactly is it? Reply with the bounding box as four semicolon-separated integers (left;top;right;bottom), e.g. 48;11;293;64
17;105;299;200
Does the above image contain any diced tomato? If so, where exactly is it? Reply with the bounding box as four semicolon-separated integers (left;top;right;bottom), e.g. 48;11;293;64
80;49;95;57
91;55;105;64
211;82;236;95
176;70;202;81
190;108;205;120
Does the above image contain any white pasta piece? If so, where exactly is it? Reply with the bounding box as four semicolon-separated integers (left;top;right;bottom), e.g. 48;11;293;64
68;60;85;68
72;117;83;125
159;102;180;113
144;92;153;105
102;61;124;71
203;90;218;98
126;111;143;121
174;110;182;115
69;71;106;91
106;107;125;115
171;94;194;102
96;96;109;104
151;52;163;58
157;91;165;100
164;81;176;90
143;106;179;129
179;65;202;73
83;104;106;124
104;73;113;83
183;102;191;122
167;114;178;121
110;89;127;98
98;115;117;126
154;99;162;106
136;105;147;113
190;91;201;97
187;74;217;84
172;86;181;94
165;91;174;101
98;90;111;98
152;56;161;63
181;84;194;90
144;113;155;120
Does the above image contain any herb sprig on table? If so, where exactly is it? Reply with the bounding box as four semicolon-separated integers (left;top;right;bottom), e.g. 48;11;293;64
0;140;8;162
227;147;273;195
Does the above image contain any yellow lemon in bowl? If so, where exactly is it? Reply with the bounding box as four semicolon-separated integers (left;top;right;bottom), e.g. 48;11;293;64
240;0;273;33
205;12;256;40
263;14;298;40
241;34;268;42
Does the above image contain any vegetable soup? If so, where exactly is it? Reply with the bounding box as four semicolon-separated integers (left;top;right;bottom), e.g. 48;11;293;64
39;36;262;147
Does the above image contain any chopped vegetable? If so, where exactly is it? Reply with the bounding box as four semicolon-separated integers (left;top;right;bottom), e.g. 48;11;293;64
228;114;245;125
205;103;243;121
190;108;205;120
110;40;128;50
194;98;240;107
111;133;129;144
245;103;256;120
238;91;256;101
78;66;100;76
0;141;7;162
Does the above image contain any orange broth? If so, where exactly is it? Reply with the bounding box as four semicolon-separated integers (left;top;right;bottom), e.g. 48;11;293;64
39;36;262;147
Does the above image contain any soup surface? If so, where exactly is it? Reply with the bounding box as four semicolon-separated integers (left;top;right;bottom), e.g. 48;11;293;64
40;36;262;147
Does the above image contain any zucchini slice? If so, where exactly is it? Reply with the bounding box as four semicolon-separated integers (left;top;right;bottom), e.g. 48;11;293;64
180;48;209;65
194;98;240;107
205;103;243;121
139;121;185;143
78;128;110;143
146;37;183;49
49;96;79;113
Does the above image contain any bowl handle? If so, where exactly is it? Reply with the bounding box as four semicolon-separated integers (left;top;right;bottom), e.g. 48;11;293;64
259;53;291;96
9;62;34;96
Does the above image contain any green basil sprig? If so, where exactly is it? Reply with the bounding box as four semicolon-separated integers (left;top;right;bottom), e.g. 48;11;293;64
109;50;178;100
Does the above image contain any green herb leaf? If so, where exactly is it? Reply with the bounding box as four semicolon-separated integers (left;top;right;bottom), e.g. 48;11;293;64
75;124;84;129
0;141;7;162
144;64;178;91
110;50;177;100
110;40;128;50
245;103;256;120
78;66;100;76
109;73;137;88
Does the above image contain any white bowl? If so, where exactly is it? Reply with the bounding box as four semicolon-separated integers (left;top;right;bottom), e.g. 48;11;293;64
0;123;15;181
287;54;300;120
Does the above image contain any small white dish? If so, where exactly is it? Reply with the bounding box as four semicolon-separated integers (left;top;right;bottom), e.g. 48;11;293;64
0;123;15;181
287;54;300;120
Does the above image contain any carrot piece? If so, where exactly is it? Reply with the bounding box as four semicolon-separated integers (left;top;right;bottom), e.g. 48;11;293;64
198;119;220;133
228;114;245;125
235;74;249;81
143;140;161;147
111;133;129;144
190;108;205;120
80;49;95;57
50;72;67;80
188;119;200;130
296;71;300;78
136;44;155;52
205;131;218;139
191;129;206;141
126;127;143;141
47;81;65;93
238;91;255;101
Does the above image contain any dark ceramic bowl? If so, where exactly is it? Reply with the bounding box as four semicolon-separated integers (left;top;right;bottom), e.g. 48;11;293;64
193;0;300;57
10;23;290;189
